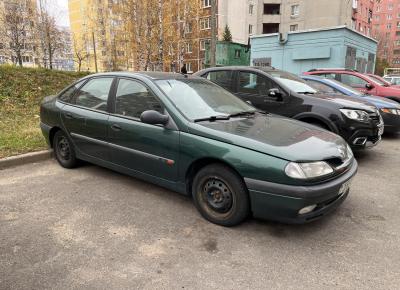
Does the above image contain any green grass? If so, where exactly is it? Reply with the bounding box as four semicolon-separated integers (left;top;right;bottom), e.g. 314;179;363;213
0;65;89;158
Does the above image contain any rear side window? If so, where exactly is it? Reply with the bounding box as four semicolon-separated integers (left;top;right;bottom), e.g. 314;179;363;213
74;78;114;112
58;80;85;103
115;79;163;119
316;73;336;80
206;70;233;91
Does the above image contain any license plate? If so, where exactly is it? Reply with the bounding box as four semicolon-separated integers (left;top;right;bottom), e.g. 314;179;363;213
339;179;352;195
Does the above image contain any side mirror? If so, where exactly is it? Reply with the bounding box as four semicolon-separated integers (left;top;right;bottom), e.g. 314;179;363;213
365;83;374;90
267;88;282;100
140;110;169;126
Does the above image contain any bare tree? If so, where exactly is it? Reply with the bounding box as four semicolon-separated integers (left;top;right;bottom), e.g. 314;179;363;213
72;34;89;72
37;0;66;69
0;0;35;67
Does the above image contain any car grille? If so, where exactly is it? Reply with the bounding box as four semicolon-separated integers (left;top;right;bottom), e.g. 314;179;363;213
368;111;383;126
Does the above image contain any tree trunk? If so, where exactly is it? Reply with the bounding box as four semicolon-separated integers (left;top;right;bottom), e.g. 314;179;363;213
210;0;217;67
16;50;23;67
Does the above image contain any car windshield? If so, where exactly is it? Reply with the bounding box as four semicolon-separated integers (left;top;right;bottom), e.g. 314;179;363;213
269;71;317;94
368;75;391;86
364;75;387;86
156;78;256;120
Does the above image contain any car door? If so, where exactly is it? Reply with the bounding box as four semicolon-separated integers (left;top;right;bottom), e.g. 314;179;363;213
235;71;287;115
108;78;179;181
61;77;115;161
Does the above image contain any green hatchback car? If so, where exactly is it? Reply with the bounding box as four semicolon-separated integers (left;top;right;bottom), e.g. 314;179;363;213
40;72;357;226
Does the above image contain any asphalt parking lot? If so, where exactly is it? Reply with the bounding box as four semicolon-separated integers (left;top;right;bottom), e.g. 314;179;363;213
1;135;399;290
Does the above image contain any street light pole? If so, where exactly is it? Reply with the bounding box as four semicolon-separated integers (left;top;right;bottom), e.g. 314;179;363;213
92;31;98;73
210;0;217;67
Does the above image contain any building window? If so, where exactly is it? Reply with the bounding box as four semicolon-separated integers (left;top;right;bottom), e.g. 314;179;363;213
387;23;392;29
234;49;241;59
202;0;211;8
249;4;254;15
249;24;253;35
185;42;192;53
291;4;299;17
394;49;400;55
186;62;192;73
185;22;192;34
388;4;393;10
200;39;210;51
200;17;211;30
387;14;393;20
290;24;298;32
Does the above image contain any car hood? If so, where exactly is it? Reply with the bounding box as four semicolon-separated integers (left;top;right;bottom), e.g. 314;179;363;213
311;93;377;111
360;94;400;109
188;113;348;162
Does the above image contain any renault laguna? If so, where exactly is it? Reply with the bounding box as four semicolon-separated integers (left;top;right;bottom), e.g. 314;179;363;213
40;72;357;226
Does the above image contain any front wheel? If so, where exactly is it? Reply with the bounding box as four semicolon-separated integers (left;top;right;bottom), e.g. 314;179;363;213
53;130;78;169
192;164;250;227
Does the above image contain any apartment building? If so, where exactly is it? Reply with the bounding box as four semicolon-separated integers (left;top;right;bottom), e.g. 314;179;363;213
372;0;400;67
255;0;373;36
68;0;216;72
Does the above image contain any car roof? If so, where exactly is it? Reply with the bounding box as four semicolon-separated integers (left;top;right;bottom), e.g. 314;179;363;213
82;71;201;81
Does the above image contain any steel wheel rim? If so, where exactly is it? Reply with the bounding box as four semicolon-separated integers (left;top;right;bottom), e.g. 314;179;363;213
201;177;233;214
57;136;70;161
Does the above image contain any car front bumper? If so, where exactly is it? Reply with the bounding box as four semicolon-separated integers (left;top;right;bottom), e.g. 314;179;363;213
245;160;358;224
381;112;400;133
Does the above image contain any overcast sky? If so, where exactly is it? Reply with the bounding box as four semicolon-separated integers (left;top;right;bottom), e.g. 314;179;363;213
42;0;70;27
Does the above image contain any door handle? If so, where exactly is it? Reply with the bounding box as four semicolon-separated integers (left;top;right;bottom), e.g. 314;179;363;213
111;124;122;131
65;112;74;119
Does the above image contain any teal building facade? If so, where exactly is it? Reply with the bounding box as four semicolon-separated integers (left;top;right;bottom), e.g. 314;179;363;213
250;26;378;75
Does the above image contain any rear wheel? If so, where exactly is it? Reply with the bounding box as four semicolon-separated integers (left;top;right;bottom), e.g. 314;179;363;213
192;164;250;227
53;130;78;168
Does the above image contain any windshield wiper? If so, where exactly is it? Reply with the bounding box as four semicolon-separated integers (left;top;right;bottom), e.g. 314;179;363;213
298;91;315;95
194;115;231;122
229;111;257;118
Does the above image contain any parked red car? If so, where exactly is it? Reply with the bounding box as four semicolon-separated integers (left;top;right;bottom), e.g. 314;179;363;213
304;69;400;103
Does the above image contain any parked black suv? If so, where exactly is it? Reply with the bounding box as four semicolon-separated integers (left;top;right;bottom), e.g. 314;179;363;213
194;66;384;149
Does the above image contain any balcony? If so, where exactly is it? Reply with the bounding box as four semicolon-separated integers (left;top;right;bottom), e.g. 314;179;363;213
263;23;280;34
262;14;281;24
264;4;280;15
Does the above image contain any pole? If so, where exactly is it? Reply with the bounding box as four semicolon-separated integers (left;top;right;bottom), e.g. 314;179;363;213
92;31;98;72
210;0;217;67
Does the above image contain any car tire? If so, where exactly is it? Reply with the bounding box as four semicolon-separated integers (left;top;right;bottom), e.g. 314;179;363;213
192;164;250;227
53;130;78;169
309;121;330;131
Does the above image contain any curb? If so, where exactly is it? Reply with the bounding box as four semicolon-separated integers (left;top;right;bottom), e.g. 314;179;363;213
0;150;53;170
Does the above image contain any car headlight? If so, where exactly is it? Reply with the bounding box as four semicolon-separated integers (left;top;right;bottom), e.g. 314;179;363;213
340;109;370;122
381;108;400;115
285;161;334;179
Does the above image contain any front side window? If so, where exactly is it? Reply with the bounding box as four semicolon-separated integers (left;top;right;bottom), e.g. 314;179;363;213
339;74;368;87
115;79;163;119
156;79;255;120
59;80;86;103
74;78;113;111
238;72;274;95
305;80;341;94
206;70;233;91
